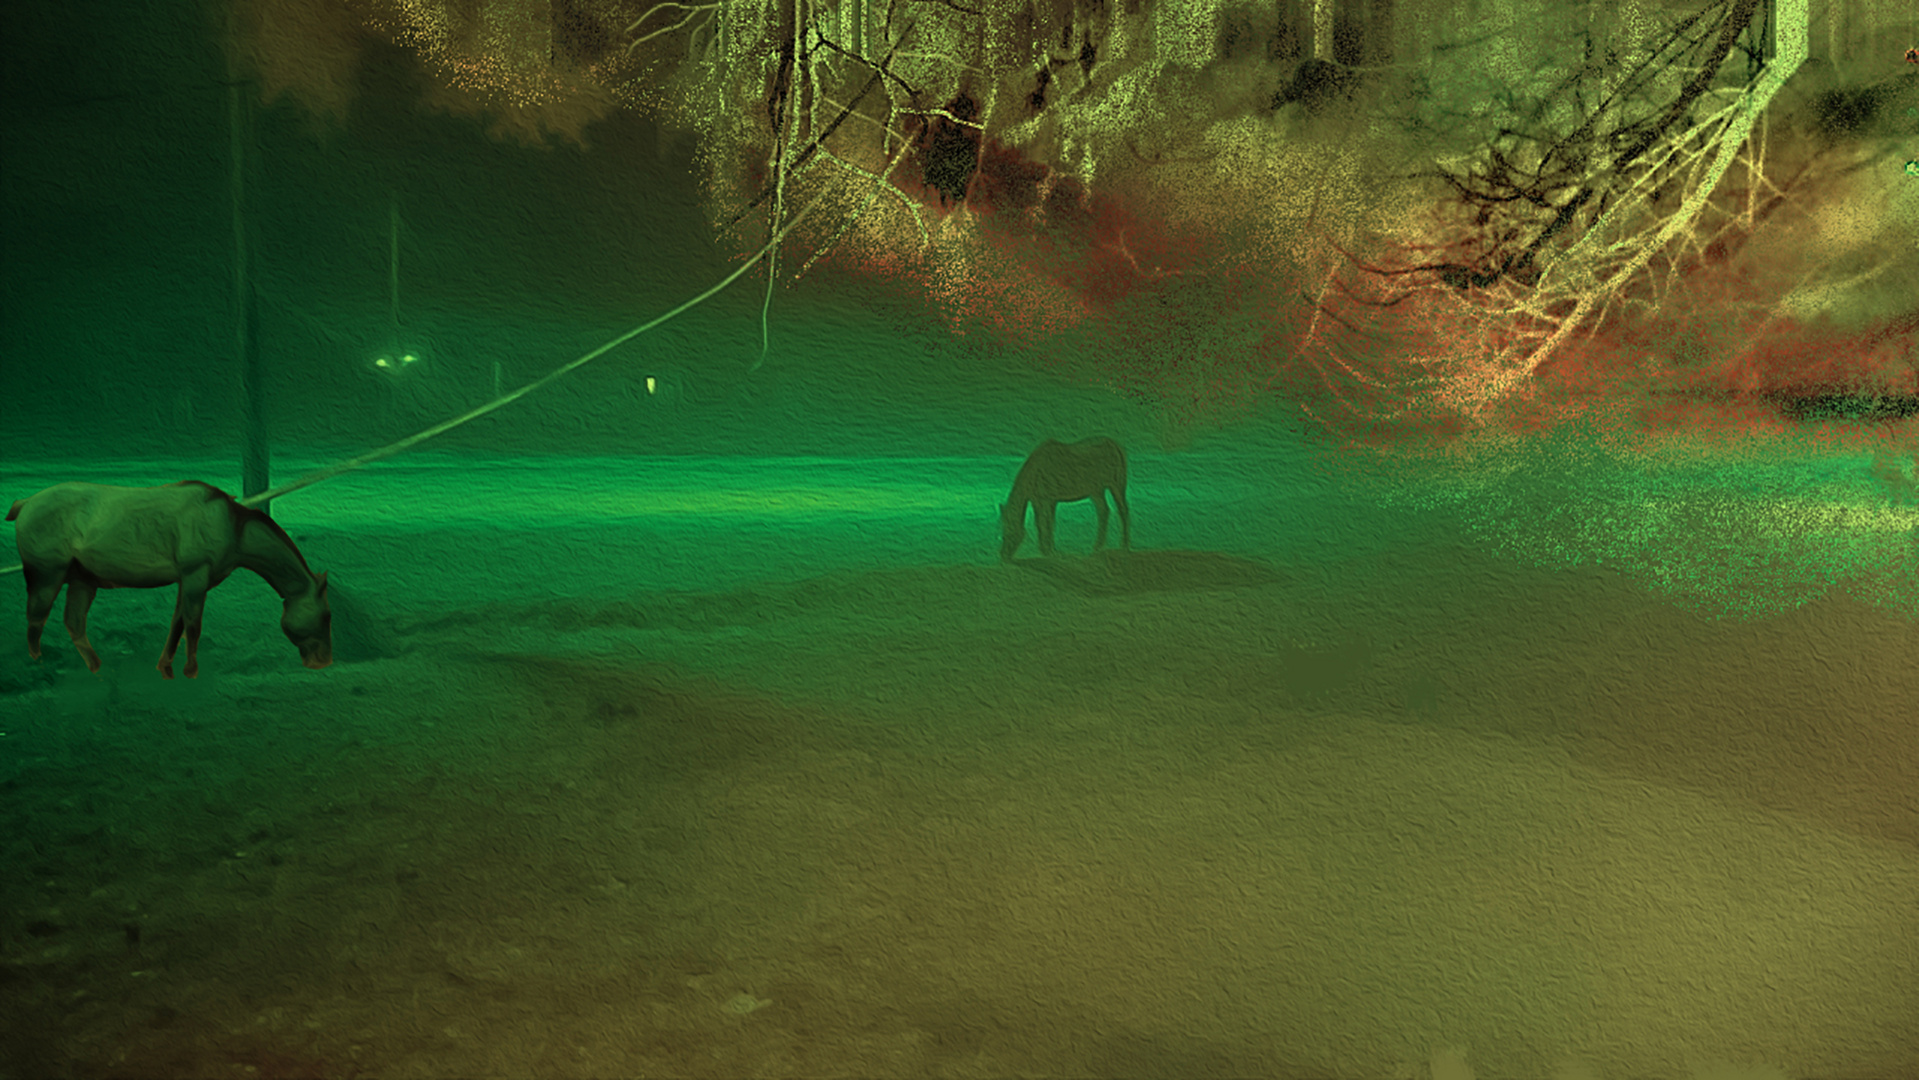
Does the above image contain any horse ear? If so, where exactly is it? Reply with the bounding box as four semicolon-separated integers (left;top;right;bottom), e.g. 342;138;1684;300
316;570;329;592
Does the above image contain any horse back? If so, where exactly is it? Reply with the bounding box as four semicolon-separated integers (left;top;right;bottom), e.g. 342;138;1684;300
1014;437;1127;502
11;481;239;586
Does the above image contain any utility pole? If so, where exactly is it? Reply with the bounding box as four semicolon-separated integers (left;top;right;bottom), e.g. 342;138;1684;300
229;3;270;513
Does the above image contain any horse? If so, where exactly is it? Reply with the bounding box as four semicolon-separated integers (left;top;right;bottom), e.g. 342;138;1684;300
999;437;1131;561
6;481;332;679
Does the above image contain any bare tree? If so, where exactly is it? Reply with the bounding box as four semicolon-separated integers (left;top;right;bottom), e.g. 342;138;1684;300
1283;0;1919;450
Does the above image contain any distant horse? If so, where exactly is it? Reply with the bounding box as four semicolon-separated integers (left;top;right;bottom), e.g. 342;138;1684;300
1000;437;1131;560
7;481;332;679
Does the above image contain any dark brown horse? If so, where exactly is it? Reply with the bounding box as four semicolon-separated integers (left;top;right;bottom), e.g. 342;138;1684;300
7;481;331;678
1000;437;1131;560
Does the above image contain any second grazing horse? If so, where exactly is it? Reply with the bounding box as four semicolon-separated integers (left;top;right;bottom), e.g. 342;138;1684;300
999;437;1131;560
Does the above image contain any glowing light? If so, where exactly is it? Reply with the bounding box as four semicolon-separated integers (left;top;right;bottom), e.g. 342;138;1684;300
371;353;422;373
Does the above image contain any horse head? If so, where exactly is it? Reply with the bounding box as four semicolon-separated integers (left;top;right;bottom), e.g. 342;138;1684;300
281;570;333;669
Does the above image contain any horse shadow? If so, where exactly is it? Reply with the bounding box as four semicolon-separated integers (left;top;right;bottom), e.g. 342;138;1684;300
1007;548;1282;598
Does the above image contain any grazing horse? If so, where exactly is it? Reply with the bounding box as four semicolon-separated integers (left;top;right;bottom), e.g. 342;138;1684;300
1000;437;1131;560
6;481;332;678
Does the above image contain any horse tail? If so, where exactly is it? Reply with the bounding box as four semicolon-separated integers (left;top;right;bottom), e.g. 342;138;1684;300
5;499;23;521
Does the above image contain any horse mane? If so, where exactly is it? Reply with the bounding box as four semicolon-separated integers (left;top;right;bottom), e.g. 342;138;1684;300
176;480;314;572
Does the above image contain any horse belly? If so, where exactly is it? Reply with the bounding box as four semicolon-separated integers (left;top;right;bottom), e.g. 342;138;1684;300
74;546;180;588
72;509;204;586
1033;457;1117;502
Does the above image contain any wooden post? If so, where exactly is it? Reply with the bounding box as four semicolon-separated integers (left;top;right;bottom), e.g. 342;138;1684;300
229;35;270;514
1368;0;1394;66
1313;0;1334;61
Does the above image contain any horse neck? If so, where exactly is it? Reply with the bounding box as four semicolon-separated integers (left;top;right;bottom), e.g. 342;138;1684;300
236;519;316;599
1009;468;1042;507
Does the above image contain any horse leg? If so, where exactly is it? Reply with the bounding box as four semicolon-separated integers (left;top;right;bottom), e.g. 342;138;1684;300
158;590;187;679
22;564;64;660
1092;492;1110;550
1111;485;1131;550
162;572;211;680
1035;500;1058;556
62;576;102;674
180;582;208;680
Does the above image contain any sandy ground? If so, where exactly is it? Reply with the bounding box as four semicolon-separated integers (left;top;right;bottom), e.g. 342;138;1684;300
2;449;1915;1078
